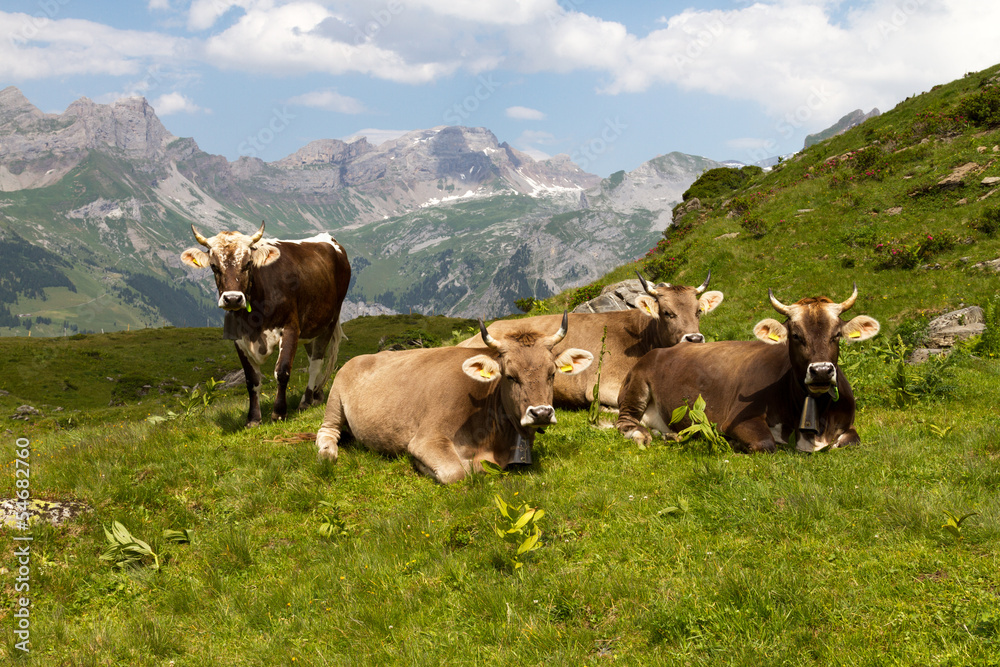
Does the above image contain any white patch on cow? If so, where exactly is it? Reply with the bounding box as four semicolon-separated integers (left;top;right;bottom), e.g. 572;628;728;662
270;232;343;254
305;357;324;390
770;423;787;445
237;328;283;368
796;432;831;453
640;400;675;438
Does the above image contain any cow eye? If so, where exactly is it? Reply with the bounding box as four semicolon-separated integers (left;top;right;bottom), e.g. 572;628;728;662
241;262;252;273
210;264;221;274
832;331;843;341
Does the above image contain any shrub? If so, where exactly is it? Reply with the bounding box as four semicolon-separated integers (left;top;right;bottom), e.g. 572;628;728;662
682;166;761;202
973;295;1000;358
972;205;1000;236
740;213;767;239
568;283;603;310
958;82;1000;127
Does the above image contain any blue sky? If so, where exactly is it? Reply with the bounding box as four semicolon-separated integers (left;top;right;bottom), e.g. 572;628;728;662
3;0;1000;177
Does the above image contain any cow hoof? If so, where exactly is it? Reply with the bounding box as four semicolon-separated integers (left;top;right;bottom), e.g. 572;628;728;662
271;413;287;422
626;429;652;447
246;419;261;428
316;431;339;462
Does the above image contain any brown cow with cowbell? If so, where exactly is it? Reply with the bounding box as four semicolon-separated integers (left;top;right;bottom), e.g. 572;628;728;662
180;222;351;426
316;313;593;483
616;285;880;453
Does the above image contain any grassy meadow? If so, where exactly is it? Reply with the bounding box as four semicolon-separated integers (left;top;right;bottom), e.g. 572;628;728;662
2;320;1000;665
4;65;1000;665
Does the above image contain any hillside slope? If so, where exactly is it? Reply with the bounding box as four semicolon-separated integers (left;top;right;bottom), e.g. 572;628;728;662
544;64;1000;342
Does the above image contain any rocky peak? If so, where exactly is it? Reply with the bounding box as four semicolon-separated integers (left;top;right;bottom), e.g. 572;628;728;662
274;137;374;167
0;86;44;129
62;95;176;160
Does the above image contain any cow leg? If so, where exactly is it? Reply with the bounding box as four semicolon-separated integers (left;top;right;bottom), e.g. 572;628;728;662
728;418;777;453
234;342;263;427
272;327;300;421
834;427;861;448
615;374;654;446
316;386;348;462
409;435;471;484
299;321;344;410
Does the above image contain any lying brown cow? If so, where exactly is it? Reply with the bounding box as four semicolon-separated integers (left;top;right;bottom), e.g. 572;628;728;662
316;313;593;483
459;272;723;409
616;285;880;453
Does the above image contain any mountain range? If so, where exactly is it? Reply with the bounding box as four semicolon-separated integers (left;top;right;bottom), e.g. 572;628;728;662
0;86;721;335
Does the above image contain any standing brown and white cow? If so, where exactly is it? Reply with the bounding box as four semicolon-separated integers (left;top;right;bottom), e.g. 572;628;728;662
616;285;880;453
180;222;351;426
458;272;723;409
316;313;593;483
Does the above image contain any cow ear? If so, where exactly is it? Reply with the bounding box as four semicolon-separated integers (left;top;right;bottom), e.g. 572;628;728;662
841;315;880;343
462;355;501;383
699;290;724;315
181;248;210;269
252;245;281;267
554;348;593;375
754;318;787;344
635;295;659;319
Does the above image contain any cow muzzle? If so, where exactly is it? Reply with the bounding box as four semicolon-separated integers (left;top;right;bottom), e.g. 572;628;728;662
219;291;247;311
804;362;837;394
681;333;705;344
522;405;556;427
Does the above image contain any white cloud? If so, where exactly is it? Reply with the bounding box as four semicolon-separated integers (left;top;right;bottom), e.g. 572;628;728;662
0;11;182;80
202;2;459;82
288;89;366;114
148;0;171;10
152;91;206;115
187;0;254;31
512;129;555;160
506;105;545;120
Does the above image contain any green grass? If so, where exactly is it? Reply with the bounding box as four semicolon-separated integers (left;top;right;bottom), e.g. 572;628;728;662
4;337;1000;665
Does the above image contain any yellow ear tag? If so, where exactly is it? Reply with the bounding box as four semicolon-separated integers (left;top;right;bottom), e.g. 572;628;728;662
768;332;780;341
560;364;573;373
643;303;652;314
479;369;492;379
848;330;861;339
191;258;201;267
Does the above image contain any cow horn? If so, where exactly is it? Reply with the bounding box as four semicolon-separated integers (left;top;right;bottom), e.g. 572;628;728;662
695;270;712;294
479;318;500;350
768;288;793;318
636;271;656;296
250;221;265;244
837;283;858;314
546;310;569;347
191;224;210;248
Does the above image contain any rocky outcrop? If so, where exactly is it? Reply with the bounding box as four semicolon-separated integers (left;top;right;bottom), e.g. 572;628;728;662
573;279;646;313
909;306;985;363
804;108;881;148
